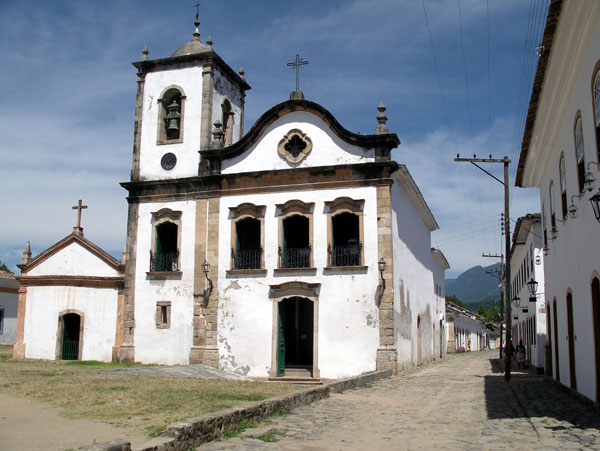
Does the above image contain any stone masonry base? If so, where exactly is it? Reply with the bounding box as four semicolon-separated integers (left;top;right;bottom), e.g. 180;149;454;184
81;369;393;451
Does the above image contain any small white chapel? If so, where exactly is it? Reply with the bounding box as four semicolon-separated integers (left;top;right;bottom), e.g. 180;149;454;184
14;18;449;380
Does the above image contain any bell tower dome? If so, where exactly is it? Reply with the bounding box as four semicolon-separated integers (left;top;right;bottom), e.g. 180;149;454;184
129;19;250;182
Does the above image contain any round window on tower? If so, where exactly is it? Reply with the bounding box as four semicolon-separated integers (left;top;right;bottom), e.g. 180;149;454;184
161;152;177;170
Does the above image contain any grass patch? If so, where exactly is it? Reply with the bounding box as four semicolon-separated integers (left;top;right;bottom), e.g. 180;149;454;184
222;420;257;439
254;431;282;442
0;346;304;438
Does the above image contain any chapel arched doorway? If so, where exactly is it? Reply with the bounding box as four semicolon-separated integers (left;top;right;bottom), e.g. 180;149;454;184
60;312;82;360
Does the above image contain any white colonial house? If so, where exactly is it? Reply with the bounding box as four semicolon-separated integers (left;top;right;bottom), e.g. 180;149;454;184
516;0;600;402
509;214;546;373
445;301;486;353
0;271;19;345
14;20;449;380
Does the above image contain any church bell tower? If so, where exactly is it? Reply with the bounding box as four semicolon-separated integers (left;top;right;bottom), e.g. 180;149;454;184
129;18;250;182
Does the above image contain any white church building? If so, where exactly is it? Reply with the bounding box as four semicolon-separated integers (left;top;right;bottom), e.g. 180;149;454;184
14;20;449;380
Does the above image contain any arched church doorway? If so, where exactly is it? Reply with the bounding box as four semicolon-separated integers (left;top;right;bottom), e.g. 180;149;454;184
277;297;313;377
417;314;422;365
60;313;82;360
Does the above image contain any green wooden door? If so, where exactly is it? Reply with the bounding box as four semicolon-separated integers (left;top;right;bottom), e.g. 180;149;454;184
61;315;79;360
277;305;285;377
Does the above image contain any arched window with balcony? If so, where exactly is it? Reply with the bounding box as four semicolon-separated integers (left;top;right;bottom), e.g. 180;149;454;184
592;65;600;161
549;180;556;230
574;114;586;192
559;155;567;220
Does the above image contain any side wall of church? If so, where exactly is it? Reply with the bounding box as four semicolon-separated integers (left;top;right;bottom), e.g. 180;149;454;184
390;181;437;370
138;66;204;180
217;186;381;379
23;285;118;361
133;200;196;365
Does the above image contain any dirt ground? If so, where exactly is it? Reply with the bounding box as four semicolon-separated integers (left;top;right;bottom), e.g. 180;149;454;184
0;393;147;450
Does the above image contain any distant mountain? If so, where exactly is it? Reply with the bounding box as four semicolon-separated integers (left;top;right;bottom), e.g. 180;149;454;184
445;263;501;303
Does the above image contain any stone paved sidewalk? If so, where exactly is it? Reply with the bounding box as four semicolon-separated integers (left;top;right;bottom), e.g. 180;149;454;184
199;351;600;450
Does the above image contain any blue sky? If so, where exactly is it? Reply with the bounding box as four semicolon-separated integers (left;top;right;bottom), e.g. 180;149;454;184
0;0;547;278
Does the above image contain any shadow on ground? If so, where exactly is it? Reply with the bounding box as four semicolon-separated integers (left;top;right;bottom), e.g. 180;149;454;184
484;358;600;431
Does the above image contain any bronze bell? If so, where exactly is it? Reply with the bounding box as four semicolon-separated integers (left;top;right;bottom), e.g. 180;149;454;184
167;118;179;132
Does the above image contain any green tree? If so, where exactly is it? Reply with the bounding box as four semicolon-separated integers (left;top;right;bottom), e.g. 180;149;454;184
446;294;466;309
0;261;13;274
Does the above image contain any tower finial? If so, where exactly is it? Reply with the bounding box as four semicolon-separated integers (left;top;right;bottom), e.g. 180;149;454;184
21;241;32;266
193;2;201;40
375;103;389;135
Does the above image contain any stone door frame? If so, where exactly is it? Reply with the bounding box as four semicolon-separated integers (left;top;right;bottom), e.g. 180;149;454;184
268;282;320;379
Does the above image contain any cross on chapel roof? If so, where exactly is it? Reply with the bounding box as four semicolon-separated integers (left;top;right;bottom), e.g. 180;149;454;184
72;199;88;236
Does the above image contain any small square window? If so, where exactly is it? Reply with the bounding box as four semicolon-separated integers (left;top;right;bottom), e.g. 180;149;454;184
156;302;171;329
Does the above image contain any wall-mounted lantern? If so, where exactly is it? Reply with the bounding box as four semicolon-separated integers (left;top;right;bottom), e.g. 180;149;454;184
202;259;213;306
378;258;386;290
591;189;600;224
527;278;538;303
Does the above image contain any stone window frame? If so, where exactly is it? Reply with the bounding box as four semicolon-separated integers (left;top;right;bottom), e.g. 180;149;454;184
559;153;568;220
156;85;187;146
549;180;556;229
268;281;320;379
55;309;85;361
324;197;366;271
274;200;315;274
574;112;586;193
277;129;313;165
148;208;183;276
155;301;171;329
228;203;267;275
221;97;234;146
591;61;600;162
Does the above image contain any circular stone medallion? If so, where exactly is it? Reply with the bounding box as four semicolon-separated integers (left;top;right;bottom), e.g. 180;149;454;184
161;152;177;170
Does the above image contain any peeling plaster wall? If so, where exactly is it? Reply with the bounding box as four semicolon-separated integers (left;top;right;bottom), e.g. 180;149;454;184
391;179;438;370
28;242;119;277
134;200;196;365
23;285;118;361
139;66;204;180
220;112;374;174
218;187;380;379
212;68;243;144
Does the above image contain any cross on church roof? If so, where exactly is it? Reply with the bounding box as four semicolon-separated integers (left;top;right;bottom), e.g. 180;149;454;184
72;199;88;236
287;54;309;93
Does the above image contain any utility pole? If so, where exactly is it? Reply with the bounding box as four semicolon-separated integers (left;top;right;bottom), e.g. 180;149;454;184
455;155;513;381
482;252;504;359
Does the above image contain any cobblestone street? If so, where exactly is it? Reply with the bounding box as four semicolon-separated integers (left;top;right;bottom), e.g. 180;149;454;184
200;351;600;450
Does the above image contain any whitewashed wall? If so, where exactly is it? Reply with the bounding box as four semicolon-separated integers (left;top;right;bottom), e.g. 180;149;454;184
525;5;600;400
451;315;485;351
133;200;196;365
28;242;118;277
220;112;375;174
139;66;204;180
391;178;438;369
0;278;18;345
217;186;380;379
23;285;118;361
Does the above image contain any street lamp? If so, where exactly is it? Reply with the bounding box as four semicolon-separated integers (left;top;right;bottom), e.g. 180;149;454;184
202;260;213;306
591;190;600;223
527;278;538;303
378;258;386;290
511;296;521;308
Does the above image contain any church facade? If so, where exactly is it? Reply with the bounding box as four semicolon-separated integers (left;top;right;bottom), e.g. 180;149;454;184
14;23;448;380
